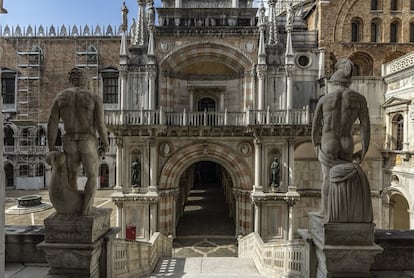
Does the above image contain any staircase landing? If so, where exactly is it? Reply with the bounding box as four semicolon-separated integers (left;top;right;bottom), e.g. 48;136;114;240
145;257;263;278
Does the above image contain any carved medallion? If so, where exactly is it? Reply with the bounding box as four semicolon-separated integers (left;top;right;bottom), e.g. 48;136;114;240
238;142;252;156
244;41;255;53
160;142;173;157
159;41;169;53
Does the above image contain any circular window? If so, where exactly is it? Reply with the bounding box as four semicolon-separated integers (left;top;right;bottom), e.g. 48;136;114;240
296;54;311;68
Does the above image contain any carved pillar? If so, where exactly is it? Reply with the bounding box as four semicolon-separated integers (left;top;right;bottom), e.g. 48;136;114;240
318;47;326;79
403;109;409;151
409;210;414;230
232;0;239;8
288;138;295;188
256;65;266;111
136;0;147;46
115;201;124;238
254;138;262;191
150;203;158;236
115;137;124;190
147;65;157;110
119;69;128;112
385;113;391;149
267;0;279;45
175;0;182;8
149;138;158;190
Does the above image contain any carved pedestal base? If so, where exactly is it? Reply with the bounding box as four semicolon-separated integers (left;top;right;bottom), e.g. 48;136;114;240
38;208;115;277
308;213;383;278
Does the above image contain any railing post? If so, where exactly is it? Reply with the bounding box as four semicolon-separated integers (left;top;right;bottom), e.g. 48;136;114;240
246;109;251;125
305;105;310;124
266;106;270;125
160;106;166;125
204;109;207;126
224;108;228;126
183;108;187;126
140;110;144;125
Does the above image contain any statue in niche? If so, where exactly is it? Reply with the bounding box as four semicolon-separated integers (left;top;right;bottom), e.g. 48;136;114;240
47;68;109;216
312;58;372;223
131;158;141;187
270;157;280;187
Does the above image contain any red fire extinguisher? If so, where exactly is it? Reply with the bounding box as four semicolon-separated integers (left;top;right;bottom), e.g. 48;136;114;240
126;224;136;240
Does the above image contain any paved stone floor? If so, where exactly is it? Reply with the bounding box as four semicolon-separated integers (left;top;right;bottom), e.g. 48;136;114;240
5;188;117;226
173;182;237;257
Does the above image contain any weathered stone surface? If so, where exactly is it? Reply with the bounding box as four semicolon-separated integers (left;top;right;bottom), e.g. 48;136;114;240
44;208;111;243
309;212;374;246
307;212;383;277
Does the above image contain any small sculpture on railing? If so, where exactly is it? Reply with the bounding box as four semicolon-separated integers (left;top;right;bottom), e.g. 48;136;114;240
131;158;141;187
270;157;280;188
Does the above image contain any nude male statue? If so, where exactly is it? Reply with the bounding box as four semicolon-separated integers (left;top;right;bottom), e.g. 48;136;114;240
311;58;370;218
47;68;109;215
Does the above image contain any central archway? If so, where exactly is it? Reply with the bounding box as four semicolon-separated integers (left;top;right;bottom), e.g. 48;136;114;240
158;142;253;237
176;161;235;237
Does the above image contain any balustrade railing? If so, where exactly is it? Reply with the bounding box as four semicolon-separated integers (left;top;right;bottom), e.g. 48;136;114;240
105;108;311;127
238;232;308;278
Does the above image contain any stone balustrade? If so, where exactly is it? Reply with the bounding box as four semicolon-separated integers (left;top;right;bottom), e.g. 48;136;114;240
238;232;308;277
105;108;312;127
382;51;414;76
112;232;172;277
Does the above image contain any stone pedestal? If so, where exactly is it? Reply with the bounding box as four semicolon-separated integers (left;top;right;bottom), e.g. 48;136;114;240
38;208;116;278
308;212;383;278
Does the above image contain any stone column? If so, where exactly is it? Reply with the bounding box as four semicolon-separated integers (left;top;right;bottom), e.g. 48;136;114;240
287;138;295;188
119;69;128;112
409;210;414;230
150;203;158;236
232;0;238;8
403;109;409;151
385;113;391;149
147;65;156;110
115;137;123;191
115;201;124;238
149;138;158;191
253;138;262;191
256;65;266;111
254;201;260;233
175;0;182;8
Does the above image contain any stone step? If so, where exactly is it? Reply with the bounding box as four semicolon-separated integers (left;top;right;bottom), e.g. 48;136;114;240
144;257;264;278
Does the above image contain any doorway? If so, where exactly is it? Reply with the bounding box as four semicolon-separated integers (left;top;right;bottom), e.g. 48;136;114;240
175;161;235;237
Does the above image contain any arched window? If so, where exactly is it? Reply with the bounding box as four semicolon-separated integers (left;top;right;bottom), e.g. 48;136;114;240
410;22;414;42
4;125;14;146
371;0;379;10
390;194;409;230
390;0;399;11
35;127;46;146
349;52;374;76
4;163;14;187
392;114;404;150
35;163;45;177
371;19;382;42
351;18;363;42
19;164;30;177
198;97;216;112
390;21;400;43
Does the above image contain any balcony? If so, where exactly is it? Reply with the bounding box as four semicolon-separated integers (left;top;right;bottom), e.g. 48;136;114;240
105;108;312;127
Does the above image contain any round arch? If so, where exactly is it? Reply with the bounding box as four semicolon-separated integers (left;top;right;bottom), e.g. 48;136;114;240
159;143;252;191
349;52;374;76
381;186;411;230
159;41;255;74
158;143;253;236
